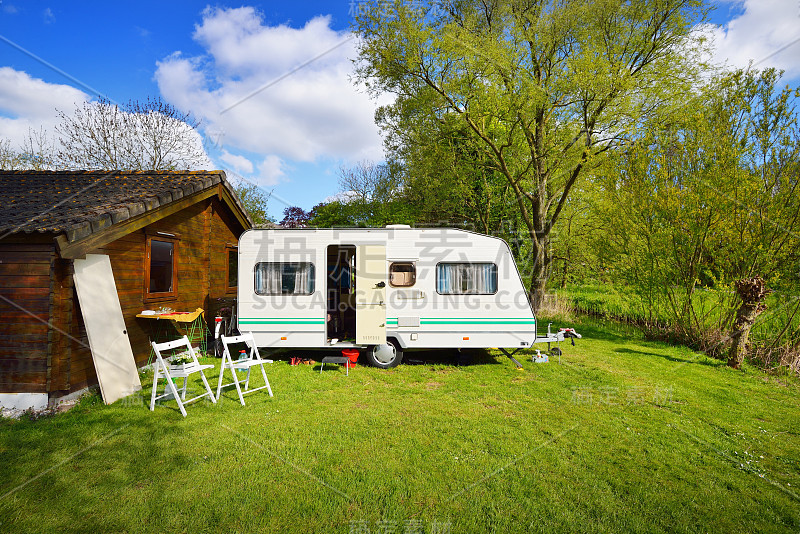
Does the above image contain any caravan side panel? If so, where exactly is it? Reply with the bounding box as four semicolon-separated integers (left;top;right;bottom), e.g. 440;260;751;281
383;229;536;350
237;230;327;348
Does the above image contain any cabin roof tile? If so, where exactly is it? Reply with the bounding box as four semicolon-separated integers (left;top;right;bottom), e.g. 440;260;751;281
0;169;253;241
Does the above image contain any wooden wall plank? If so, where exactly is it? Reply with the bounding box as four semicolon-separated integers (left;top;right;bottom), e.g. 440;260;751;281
48;258;72;391
0;242;52;394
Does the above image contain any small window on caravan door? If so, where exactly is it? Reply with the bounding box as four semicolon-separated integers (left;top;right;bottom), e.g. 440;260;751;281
254;262;315;295
436;263;498;294
389;262;416;287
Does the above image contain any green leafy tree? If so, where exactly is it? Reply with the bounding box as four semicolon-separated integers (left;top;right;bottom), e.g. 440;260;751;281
392;116;520;234
233;182;274;227
310;200;374;227
354;0;707;309
600;68;800;362
548;181;607;289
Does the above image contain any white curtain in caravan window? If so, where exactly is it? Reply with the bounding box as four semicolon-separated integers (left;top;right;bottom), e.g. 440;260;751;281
256;262;314;294
255;263;282;294
473;263;497;293
437;263;497;294
437;263;456;293
294;263;311;293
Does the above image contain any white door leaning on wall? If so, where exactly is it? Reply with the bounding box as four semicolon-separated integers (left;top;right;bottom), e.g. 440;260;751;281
73;254;141;404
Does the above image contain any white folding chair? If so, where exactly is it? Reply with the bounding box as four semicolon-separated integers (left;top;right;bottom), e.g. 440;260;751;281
150;336;216;417
217;333;274;406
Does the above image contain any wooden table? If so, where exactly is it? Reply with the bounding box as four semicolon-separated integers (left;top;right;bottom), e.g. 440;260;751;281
136;308;207;364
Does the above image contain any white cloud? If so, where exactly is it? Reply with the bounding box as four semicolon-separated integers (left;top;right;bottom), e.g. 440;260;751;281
155;7;388;166
0;67;88;147
700;0;800;77
0;67;215;170
257;154;286;186
324;190;359;204
43;7;55;24
218;149;254;174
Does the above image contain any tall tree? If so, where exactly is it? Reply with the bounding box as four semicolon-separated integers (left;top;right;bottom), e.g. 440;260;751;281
600;68;800;358
354;0;707;309
392;115;520;234
55;97;209;170
337;160;400;203
233;182;275;227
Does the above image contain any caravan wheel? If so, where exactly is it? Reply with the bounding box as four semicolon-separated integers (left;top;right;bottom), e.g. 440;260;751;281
366;340;403;369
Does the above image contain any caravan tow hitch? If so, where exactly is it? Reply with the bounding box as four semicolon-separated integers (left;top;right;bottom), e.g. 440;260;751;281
502;323;582;368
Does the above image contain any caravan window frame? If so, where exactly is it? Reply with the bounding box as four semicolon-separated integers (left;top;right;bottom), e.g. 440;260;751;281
254;262;316;296
435;262;498;295
389;262;416;287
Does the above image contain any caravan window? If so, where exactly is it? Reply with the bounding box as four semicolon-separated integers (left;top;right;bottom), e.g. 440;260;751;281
389;262;416;287
436;263;498;295
254;262;315;295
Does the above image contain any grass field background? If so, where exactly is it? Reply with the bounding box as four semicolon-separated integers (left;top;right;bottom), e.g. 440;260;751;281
0;316;798;533
552;284;800;349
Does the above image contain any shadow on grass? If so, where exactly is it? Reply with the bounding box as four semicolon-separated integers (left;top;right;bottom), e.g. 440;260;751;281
315;363;351;374
553;320;641;343
271;348;504;368
404;348;502;367
614;347;724;367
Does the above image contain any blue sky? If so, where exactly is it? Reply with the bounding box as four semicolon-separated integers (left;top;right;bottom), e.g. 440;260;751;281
1;1;799;220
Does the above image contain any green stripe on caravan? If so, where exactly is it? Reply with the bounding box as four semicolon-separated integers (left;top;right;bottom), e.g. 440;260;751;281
420;320;535;324
239;318;325;324
241;318;534;325
387;318;535;324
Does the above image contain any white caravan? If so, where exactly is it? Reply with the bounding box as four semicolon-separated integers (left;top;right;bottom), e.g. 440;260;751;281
237;226;556;368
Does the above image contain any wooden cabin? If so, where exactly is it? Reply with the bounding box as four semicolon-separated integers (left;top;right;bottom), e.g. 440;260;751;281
0;170;252;410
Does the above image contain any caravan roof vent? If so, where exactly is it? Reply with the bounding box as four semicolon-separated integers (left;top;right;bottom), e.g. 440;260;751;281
385;224;411;229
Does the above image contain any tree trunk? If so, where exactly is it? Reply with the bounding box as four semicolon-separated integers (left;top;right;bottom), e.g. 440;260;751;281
559;251;570;290
727;277;770;369
529;273;548;313
527;233;551;313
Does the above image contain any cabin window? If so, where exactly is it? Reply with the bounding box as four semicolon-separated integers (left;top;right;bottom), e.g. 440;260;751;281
389;262;416;287
226;246;238;292
254;262;315;295
145;235;178;299
436;263;497;295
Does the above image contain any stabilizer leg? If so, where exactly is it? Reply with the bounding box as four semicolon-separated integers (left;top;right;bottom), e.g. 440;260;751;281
499;348;524;369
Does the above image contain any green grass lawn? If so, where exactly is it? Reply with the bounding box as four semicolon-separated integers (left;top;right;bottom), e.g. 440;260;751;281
1;317;799;533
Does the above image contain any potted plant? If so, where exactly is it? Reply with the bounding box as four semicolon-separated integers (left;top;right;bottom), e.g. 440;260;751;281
169;354;193;372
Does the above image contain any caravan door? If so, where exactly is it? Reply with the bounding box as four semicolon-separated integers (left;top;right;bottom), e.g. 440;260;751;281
355;245;386;345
